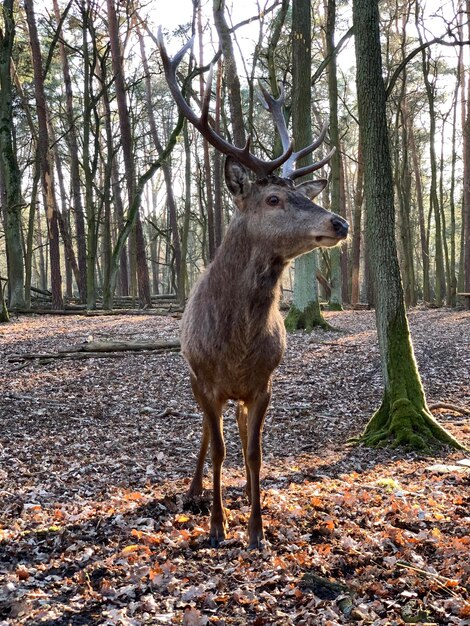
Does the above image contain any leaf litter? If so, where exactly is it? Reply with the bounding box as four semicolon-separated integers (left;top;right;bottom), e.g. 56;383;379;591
0;308;469;625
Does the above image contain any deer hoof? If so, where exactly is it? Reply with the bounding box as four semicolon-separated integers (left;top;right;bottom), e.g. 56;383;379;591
209;532;226;548
248;538;264;551
209;523;226;548
248;525;264;550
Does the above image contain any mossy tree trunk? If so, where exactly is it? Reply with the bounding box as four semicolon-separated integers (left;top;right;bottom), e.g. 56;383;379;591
285;0;330;332
285;254;331;331
352;0;466;451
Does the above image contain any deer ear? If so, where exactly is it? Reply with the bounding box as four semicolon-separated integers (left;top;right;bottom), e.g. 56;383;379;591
296;179;328;200
225;156;251;198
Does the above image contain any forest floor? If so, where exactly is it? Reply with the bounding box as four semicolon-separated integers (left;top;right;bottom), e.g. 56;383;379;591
0;308;469;626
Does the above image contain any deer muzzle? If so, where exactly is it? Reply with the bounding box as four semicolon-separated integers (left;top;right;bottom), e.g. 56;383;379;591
331;215;349;239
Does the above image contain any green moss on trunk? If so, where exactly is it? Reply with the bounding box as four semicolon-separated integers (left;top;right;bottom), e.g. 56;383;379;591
355;315;466;451
357;392;466;451
327;302;343;311
285;302;332;332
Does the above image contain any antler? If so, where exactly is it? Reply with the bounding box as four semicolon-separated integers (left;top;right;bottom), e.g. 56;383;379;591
257;83;336;181
157;29;294;179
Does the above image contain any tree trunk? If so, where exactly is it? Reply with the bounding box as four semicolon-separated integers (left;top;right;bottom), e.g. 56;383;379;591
198;9;216;260
24;0;63;309
352;0;464;451
213;60;224;251
394;13;417;307
24;152;40;308
417;18;445;306
408;117;429;302
0;0;25;309
325;0;343;311
179;123;192;303
50;125;81;298
135;24;183;301
107;0;151;308
394;98;416;306
80;1;97;309
285;0;330;331
463;0;470;307
52;0;87;303
351;129;364;305
448;26;462;307
111;162;129;297
339;152;349;303
101;117;184;309
213;0;246;148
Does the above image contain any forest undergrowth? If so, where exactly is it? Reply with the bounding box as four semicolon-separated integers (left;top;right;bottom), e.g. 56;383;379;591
0;309;469;625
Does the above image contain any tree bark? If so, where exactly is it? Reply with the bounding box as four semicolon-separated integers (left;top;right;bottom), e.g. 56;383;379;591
417;13;445;306
352;0;464;450
213;0;246;148
24;0;63;309
285;0;330;331
351;128;363;305
325;0;343;311
52;0;87;303
0;0;25;309
80;1;98;309
408;116;429;302
106;0;151;308
463;0;470;307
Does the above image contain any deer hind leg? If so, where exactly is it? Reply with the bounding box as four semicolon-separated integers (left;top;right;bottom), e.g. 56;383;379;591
190;378;227;547
236;401;251;502
187;416;209;498
246;382;272;550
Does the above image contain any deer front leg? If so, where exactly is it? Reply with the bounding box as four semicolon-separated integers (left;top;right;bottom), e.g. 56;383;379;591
187;416;209;498
246;383;271;550
208;412;227;547
236;402;251;502
191;380;227;547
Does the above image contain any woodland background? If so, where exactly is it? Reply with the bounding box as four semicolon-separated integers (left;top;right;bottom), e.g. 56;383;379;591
0;0;469;313
1;1;470;625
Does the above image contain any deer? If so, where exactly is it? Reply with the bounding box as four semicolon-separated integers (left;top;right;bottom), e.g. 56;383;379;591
157;33;349;549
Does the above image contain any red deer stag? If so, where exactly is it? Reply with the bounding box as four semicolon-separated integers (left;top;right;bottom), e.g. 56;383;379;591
157;33;349;549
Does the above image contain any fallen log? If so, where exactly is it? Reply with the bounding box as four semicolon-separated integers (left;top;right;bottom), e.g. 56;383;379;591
12;307;182;317
8;338;181;362
62;338;180;353
9;351;129;362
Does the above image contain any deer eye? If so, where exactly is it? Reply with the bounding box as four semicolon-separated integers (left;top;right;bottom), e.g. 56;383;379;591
266;194;280;206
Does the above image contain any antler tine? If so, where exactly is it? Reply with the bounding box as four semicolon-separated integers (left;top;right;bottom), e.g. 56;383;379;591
258;82;335;180
296;121;329;160
157;29;203;132
157;31;293;179
257;82;295;177
200;63;214;126
289;146;336;181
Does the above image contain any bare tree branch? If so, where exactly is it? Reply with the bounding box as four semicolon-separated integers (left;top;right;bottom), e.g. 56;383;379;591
386;35;470;98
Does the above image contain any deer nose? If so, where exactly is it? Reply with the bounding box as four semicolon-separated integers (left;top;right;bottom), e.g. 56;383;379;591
331;216;349;238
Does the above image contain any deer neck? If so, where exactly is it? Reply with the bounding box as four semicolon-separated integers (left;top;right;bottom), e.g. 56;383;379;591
209;214;287;315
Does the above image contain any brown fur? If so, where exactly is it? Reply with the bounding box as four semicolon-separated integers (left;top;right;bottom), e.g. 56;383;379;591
181;157;348;548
